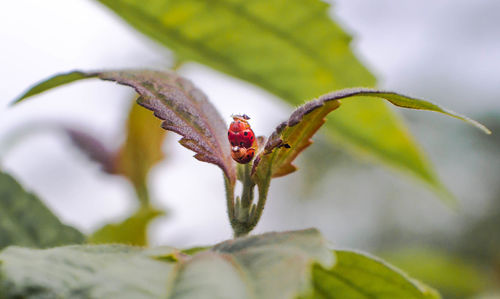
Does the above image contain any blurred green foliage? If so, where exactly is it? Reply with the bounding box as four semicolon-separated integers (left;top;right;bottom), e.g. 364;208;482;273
86;101;167;245
382;248;488;298
89;206;164;246
0;172;84;250
113;101;167;205
301;250;439;299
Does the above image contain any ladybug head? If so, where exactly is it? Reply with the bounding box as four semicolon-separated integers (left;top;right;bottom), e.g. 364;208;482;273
231;114;250;122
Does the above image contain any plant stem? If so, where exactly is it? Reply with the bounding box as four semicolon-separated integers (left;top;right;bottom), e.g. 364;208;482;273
249;176;270;230
224;175;235;224
230;164;259;238
238;164;254;222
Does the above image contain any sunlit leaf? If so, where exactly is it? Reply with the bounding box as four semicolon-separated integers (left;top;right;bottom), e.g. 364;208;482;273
300;250;441;299
94;0;459;197
253;88;489;205
88;206;164;246
14;70;236;184
0;171;84;250
114;102;167;203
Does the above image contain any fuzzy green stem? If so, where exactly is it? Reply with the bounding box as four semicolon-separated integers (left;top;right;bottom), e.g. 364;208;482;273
248;176;271;231
224;175;235;224
230;164;259;237
238;164;254;221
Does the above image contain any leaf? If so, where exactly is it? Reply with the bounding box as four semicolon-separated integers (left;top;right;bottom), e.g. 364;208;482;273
0;229;332;299
113;102;167;203
0;245;175;298
14;70;236;184
64;127;116;173
0;230;443;299
253;88;489;205
0;171;85;250
12;71;94;102
301;250;441;299
94;0;457;197
169;228;334;299
381;248;488;298
88;206;164;246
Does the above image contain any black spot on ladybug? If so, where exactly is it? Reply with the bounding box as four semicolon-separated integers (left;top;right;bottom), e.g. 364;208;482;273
240;142;244;146
250;136;253;140
228;132;230;136
244;132;248;136
246;155;251;158
231;142;236;146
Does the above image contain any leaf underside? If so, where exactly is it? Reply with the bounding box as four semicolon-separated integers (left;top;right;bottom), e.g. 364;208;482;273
0;229;440;298
94;0;458;198
253;88;489;205
14;70;236;184
0;171;84;250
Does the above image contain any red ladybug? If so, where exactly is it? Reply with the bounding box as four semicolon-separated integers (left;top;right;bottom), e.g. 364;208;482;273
231;146;255;164
228;114;255;149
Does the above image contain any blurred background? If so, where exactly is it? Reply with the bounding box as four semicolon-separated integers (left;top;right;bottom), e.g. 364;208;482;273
1;1;499;297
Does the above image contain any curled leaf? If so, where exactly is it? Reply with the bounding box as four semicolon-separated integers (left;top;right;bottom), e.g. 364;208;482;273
253;88;489;205
14;70;236;184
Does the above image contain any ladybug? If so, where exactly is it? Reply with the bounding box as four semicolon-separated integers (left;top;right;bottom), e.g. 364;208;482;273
228;114;255;149
231;146;255;164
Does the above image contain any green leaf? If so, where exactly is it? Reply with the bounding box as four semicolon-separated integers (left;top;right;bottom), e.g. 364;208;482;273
302;250;441;299
88;206;164;246
0;171;85;250
93;0;461;197
0;245;175;298
13;71;95;103
170;228;334;299
252;88;489;205
0;229;332;299
113;102;167;203
0;230;444;299
381;248;488;298
14;70;237;185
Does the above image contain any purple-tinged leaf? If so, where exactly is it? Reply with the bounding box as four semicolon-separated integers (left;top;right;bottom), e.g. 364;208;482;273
64;128;116;174
14;70;236;184
253;88;490;205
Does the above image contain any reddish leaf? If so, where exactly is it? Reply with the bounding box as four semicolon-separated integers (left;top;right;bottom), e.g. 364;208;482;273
15;70;236;184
